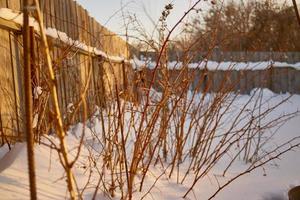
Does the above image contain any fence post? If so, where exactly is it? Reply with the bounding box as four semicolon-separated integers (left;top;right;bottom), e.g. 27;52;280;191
23;0;37;199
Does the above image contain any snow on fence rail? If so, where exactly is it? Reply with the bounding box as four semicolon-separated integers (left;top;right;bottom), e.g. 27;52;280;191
142;50;300;63
0;0;135;143
138;65;300;95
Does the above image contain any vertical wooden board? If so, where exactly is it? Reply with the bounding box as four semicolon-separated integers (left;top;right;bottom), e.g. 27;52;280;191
68;54;76;104
258;70;267;89
0;30;18;139
69;0;78;40
89;18;94;48
75;54;82;121
218;71;225;92
81;8;87;44
209;71;217;92
53;0;60;30
205;70;212;92
98;58;107;106
95;22;101;50
257;70;270;88
54;0;63;31
102;62;112;98
58;58;66;112
94;22;99;49
294;70;300;94
9;33;23;137
253;70;260;89
65;0;72;39
84;9;90;46
273;68;281;93
123;38;128;58
79;54;86;90
83;9;88;44
41;0;46;25
55;0;61;31
76;4;82;41
72;2;79;40
90;18;95;46
288;68;295;94
61;60;69;113
122;62;127;91
113;35;119;56
88;16;94;47
105;30;111;55
58;0;64;33
281;68;289;93
19;0;23;10
81;8;86;44
7;0;20;10
100;25;107;52
45;0;51;27
14;34;25;116
64;0;71;37
111;62;117;97
72;0;78;40
38;0;46;25
61;0;66;32
66;61;75;112
61;0;68;34
128;64;136;97
231;70;239;91
117;63;122;89
87;57;96;113
0;0;7;7
100;25;107;51
115;37;120;56
208;71;215;92
76;4;83;42
109;32;115;55
49;0;55;28
246;70;253;94
114;34;119;56
75;54;81;101
115;63;121;90
120;63;125;89
70;57;77;103
223;71;231;91
238;71;247;94
194;70;201;92
64;60;71;105
91;58;99;105
123;38;127;57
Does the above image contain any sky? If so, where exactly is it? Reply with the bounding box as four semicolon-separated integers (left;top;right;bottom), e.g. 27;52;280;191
75;0;211;41
75;0;291;42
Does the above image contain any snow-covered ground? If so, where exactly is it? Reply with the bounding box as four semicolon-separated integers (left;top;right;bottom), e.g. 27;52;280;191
0;90;299;200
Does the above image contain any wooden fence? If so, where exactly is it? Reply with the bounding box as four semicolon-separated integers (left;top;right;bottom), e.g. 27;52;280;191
143;67;300;95
0;0;135;143
142;51;300;63
196;51;300;63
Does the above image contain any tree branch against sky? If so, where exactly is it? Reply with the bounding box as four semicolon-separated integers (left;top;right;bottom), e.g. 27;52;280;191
76;0;210;40
76;0;292;40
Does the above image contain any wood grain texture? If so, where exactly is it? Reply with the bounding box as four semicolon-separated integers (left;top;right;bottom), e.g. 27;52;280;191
0;29;18;139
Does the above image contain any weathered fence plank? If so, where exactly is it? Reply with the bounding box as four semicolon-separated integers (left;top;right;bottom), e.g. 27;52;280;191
0;29;18;141
7;0;20;10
